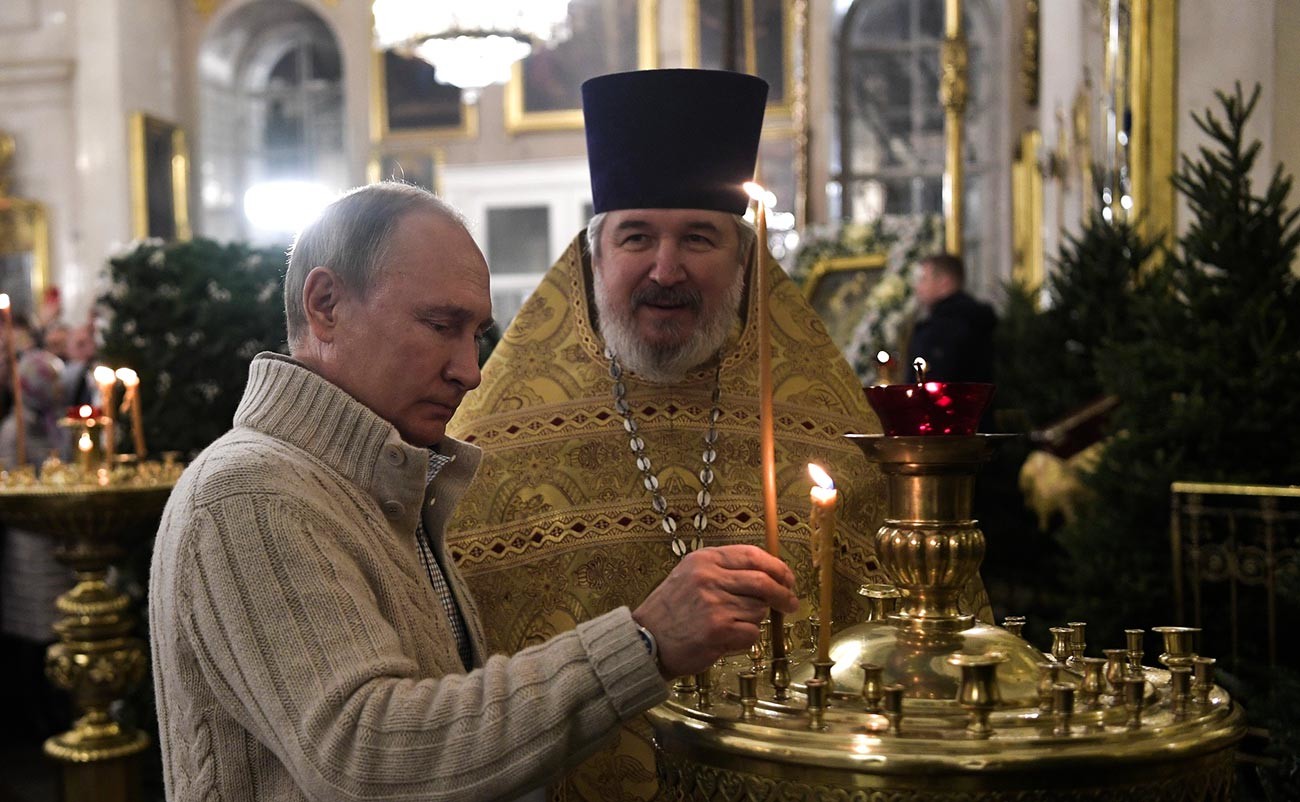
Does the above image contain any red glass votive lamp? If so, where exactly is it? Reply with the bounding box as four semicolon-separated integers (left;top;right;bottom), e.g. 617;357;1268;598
66;404;102;422
865;382;995;436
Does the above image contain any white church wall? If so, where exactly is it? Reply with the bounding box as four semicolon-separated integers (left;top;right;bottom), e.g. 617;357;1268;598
73;0;181;322
1036;0;1087;271
1178;0;1277;233
0;0;181;323
1035;0;1293;281
0;0;77;318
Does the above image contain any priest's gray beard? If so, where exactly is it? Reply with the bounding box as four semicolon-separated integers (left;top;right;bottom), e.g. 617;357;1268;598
593;264;746;384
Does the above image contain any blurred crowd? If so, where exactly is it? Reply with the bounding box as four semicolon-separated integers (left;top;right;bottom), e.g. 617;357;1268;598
0;287;107;747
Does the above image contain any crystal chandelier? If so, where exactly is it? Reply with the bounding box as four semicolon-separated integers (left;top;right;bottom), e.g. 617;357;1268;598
372;1;573;98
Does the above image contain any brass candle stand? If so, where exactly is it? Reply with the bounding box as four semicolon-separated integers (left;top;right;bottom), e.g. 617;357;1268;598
648;434;1245;801
0;456;180;800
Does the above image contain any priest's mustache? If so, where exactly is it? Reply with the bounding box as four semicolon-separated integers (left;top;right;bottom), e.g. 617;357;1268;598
633;284;702;310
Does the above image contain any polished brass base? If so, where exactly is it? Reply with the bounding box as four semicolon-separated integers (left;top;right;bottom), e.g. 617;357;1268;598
0;482;172;766
656;743;1236;801
45;712;151;763
651;659;1242;801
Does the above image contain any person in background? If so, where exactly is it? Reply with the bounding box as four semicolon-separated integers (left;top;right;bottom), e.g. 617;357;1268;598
61;323;97;409
0;313;37;421
0;346;72;745
41;322;70;361
907;252;997;384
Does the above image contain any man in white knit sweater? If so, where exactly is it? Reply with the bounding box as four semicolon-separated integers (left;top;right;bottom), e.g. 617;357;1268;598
149;182;799;802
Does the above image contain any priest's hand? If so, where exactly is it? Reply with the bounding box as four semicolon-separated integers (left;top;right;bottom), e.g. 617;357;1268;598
631;545;798;678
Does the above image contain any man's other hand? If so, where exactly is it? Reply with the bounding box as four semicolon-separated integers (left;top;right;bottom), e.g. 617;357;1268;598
631;545;799;678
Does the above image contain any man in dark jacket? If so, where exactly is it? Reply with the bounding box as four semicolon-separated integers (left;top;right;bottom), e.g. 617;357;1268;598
907;252;997;383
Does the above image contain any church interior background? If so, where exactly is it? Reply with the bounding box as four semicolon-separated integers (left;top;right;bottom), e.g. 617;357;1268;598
0;1;1298;800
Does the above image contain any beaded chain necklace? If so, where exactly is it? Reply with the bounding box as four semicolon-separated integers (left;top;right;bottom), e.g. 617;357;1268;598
606;347;721;559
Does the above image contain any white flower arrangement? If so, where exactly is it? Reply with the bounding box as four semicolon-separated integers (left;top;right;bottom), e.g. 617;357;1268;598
845;216;941;382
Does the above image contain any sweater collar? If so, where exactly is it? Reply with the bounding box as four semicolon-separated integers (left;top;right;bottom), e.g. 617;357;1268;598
235;353;479;508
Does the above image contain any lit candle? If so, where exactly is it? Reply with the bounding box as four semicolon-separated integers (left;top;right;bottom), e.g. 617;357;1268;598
745;180;785;669
0;294;24;467
77;429;93;473
115;367;146;459
92;365;117;467
808;464;838;663
744;181;780;558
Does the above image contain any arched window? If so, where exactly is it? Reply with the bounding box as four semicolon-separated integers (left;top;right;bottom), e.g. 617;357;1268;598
833;0;1008;294
198;0;345;244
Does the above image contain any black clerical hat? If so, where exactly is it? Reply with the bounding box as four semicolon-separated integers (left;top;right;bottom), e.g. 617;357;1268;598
582;69;768;215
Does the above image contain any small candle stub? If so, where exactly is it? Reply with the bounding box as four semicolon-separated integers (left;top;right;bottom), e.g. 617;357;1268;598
875;351;896;384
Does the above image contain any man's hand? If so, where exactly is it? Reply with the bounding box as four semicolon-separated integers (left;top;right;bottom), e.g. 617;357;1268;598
631;545;799;678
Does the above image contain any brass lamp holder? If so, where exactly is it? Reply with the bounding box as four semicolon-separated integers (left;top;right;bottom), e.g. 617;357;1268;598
0;458;179;802
648;434;1245;801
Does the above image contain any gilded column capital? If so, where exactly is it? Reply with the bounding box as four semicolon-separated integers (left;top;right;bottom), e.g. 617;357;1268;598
940;36;970;114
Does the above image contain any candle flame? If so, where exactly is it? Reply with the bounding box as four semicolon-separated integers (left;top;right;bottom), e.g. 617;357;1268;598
742;181;777;207
78;432;92;452
0;294;9;310
875;350;891;365
115;367;140;386
78;404;93;418
807;463;834;490
912;356;928;383
93;365;116;384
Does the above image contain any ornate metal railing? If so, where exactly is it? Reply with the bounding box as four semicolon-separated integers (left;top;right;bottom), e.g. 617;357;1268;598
1170;482;1300;670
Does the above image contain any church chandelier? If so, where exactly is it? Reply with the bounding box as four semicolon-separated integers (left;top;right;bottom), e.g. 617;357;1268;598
371;1;573;98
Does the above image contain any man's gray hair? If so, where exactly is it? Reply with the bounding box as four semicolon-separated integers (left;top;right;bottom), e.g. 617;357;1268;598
585;211;758;266
284;182;466;347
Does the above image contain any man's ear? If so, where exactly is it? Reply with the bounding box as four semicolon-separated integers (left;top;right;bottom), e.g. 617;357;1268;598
302;266;345;344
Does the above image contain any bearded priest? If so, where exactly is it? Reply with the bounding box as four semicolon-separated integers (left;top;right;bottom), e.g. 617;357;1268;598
446;69;992;802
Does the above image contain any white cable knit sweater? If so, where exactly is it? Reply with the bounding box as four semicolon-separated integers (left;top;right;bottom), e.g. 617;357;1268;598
150;353;667;801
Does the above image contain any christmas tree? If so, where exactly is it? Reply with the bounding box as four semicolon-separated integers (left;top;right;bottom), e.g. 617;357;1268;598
99;238;289;457
1059;85;1299;800
996;212;1155;430
1062;84;1300;625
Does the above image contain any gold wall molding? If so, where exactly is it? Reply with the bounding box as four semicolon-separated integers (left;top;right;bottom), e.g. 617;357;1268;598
1012;129;1044;295
1022;0;1040;108
791;0;810;229
1128;0;1178;247
0;132;51;307
193;0;338;17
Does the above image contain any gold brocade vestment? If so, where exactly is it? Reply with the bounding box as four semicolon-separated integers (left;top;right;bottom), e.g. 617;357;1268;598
447;235;992;802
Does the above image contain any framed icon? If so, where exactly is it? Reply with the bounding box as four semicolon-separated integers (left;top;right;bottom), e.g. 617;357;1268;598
129;113;191;241
684;0;793;117
803;253;888;353
372;49;478;142
504;0;659;133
